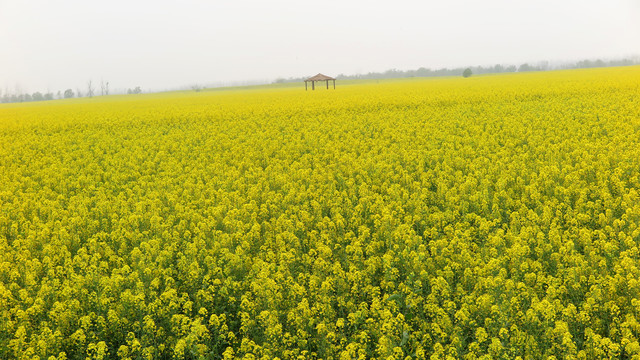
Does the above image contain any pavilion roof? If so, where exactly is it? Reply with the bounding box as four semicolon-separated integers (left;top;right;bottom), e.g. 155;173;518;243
305;73;335;81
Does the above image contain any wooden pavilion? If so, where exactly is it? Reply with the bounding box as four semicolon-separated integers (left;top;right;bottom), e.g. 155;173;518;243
305;73;336;90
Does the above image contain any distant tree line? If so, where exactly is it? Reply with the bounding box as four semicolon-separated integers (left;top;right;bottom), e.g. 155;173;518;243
274;57;640;83
0;91;55;103
0;79;145;104
2;57;638;103
1;89;78;103
127;86;142;94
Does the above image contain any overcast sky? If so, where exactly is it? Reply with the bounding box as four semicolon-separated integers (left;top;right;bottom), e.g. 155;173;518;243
1;0;638;93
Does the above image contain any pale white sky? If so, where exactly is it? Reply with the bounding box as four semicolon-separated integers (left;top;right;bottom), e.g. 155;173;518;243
1;0;638;93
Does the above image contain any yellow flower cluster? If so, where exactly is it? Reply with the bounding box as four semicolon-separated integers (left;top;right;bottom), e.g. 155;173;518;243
1;66;640;359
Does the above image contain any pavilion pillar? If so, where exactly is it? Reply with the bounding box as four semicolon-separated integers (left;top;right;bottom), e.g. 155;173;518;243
326;80;329;89
312;81;315;90
305;81;308;91
333;80;335;89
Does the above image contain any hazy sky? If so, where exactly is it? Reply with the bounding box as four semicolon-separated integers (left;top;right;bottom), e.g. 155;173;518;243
1;0;638;93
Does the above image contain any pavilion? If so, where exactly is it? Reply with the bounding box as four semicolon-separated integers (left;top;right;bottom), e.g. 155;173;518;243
305;73;336;90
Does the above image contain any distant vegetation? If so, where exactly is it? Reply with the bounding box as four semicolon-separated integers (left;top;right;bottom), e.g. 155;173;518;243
2;57;638;104
126;86;142;95
0;80;134;104
274;57;640;83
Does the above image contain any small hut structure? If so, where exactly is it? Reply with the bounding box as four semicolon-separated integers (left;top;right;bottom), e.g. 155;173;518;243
305;73;336;90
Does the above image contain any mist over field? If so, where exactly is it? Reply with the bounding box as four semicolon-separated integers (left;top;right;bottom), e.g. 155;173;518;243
1;0;638;93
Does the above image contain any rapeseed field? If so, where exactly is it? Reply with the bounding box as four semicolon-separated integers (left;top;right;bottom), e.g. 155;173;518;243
1;66;640;359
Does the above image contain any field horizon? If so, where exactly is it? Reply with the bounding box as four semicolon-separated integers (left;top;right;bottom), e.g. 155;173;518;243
5;65;639;107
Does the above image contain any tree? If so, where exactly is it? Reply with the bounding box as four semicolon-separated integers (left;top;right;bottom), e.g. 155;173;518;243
463;68;472;78
87;80;94;98
101;80;109;96
32;92;44;101
64;89;74;98
518;63;536;72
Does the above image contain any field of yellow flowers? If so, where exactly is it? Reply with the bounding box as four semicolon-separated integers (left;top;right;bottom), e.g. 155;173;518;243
1;66;640;359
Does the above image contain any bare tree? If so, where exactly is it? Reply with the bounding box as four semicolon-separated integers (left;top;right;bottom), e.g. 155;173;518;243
87;80;94;98
100;80;110;96
77;88;84;98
